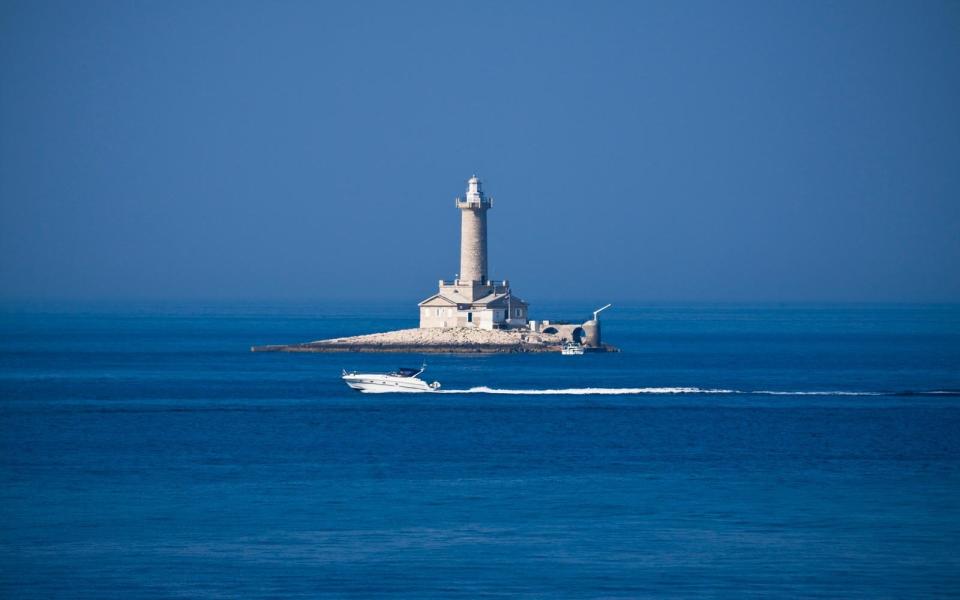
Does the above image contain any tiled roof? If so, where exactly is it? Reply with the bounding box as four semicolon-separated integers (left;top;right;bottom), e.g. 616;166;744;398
419;291;528;309
417;294;458;306
470;292;528;308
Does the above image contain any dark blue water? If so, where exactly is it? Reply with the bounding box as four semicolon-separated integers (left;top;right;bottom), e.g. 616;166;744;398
1;302;959;598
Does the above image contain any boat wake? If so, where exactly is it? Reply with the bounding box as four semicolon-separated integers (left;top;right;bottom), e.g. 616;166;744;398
439;386;735;395
438;387;960;397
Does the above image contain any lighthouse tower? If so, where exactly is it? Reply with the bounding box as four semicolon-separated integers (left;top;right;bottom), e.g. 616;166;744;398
418;175;529;329
457;175;491;284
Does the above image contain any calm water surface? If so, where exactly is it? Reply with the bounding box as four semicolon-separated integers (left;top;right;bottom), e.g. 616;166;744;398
1;302;958;598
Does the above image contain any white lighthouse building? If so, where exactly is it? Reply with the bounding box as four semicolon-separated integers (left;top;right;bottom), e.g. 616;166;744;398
419;176;529;329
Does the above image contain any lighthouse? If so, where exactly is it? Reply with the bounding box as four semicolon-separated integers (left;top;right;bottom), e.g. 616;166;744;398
418;175;528;329
457;175;491;284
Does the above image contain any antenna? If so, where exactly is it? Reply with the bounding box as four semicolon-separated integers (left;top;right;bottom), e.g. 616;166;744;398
593;304;612;321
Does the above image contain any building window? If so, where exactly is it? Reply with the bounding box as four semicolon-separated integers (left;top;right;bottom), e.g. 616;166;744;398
515;308;521;317
467;312;473;323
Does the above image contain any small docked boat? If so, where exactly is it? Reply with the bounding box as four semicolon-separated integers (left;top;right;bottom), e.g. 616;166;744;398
342;364;441;393
561;341;585;355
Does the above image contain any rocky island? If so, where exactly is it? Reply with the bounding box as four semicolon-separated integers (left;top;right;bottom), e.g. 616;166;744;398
252;326;619;354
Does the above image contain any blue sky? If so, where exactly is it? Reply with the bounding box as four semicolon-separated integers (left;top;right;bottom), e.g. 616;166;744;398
1;1;958;302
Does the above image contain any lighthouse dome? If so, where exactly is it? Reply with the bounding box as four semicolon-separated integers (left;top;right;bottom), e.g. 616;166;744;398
467;175;482;195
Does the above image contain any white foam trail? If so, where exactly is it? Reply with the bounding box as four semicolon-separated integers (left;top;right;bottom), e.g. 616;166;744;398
439;386;736;395
438;387;883;396
752;390;882;396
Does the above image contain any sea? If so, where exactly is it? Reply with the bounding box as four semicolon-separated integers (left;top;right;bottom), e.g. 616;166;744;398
1;301;958;598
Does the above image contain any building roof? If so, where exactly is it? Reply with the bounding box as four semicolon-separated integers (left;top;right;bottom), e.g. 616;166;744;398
419;290;529;310
418;293;459;307
470;292;528;308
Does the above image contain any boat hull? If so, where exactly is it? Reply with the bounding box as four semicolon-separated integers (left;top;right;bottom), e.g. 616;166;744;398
342;374;439;393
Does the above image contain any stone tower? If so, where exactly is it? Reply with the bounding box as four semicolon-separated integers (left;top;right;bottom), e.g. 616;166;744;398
456;175;491;284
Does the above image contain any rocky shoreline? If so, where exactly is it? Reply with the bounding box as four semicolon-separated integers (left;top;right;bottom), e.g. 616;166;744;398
250;327;619;354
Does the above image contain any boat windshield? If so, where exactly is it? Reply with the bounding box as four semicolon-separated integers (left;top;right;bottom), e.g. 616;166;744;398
396;368;421;377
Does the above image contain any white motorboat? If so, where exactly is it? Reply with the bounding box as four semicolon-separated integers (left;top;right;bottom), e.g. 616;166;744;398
561;341;585;355
342;364;441;393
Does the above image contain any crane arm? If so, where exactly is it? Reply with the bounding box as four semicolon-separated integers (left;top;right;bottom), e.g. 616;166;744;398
593;304;612;321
